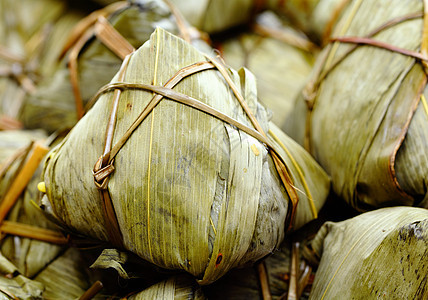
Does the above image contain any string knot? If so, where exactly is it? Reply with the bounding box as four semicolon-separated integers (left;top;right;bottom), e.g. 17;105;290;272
93;155;115;190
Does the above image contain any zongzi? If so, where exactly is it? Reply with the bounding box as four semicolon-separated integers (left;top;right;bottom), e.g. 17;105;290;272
41;28;329;285
283;0;428;211
20;0;209;133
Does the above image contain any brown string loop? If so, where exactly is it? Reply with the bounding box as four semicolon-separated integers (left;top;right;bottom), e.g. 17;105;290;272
303;11;426;151
330;36;428;62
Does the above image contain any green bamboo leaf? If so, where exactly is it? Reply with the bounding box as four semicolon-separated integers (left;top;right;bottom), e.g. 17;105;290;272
309;207;428;299
35;248;93;299
0;252;44;300
130;275;206;299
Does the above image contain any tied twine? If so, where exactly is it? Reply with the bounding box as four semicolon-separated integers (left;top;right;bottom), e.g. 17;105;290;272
62;1;131;120
303;10;427;152
91;54;299;249
63;0;201;121
302;3;428;206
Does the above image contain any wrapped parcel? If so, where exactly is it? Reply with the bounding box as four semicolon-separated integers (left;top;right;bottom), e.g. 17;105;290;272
42;28;329;284
21;0;204;133
284;0;428;210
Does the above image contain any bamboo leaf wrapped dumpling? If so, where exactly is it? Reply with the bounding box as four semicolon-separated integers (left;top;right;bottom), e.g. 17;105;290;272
21;0;207;133
283;0;428;210
41;28;329;284
307;207;428;299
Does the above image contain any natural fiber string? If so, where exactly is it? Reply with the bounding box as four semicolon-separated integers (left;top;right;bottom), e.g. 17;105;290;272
324;11;428;81
330;36;428;62
324;0;363;70
330;4;428;161
69;20;132;118
303;11;426;152
108;89;282;158
93;75;300;229
421;0;428;71
100;63;217;160
65;0;201;122
268;129;317;219
68;28;95;119
59;2;128;60
305;12;423;104
302;0;364;151
79;281;103;300
287;242;300;300
163;0;191;43
92;55;132;249
256;261;272;300
206;56;299;230
64;2;130;120
94;16;135;59
321;0;352;45
92;61;217;249
94;82;271;148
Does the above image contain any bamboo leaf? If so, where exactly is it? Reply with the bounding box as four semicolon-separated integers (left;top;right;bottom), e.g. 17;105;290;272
309;207;428;299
